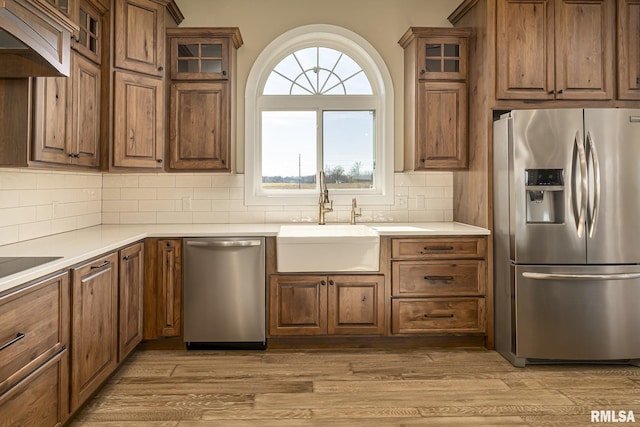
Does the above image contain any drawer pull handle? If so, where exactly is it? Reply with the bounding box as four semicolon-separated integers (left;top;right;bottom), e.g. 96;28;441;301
0;332;25;352
423;276;454;282
90;260;111;270
423;313;454;319
420;246;454;253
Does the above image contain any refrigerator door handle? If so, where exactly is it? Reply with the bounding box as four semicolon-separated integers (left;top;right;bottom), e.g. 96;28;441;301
585;131;600;238
572;131;588;238
523;272;640;281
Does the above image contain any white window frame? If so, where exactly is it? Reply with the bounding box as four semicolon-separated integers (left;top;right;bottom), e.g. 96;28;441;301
245;24;394;206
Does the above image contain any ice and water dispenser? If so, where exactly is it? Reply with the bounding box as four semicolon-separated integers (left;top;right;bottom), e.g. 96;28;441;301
525;169;564;223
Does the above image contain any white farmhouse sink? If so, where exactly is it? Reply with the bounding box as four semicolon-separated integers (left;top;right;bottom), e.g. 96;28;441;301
276;224;380;272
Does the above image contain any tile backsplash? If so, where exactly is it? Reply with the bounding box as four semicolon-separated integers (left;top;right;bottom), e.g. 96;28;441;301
0;169;452;244
102;172;453;225
0;169;102;245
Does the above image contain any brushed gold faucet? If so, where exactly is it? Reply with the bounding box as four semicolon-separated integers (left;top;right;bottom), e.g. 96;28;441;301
351;197;362;224
318;170;333;225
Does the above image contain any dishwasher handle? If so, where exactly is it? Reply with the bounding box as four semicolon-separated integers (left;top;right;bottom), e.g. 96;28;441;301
186;239;263;248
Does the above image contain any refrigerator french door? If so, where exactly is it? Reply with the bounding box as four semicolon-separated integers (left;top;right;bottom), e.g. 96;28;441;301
493;109;640;367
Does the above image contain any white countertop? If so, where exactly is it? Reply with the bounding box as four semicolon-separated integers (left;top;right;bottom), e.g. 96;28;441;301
0;222;489;294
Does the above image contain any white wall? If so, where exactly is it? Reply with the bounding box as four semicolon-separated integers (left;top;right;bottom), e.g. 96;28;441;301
175;0;461;171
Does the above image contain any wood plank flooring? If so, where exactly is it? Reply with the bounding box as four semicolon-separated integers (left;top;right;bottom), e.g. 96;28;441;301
69;348;640;426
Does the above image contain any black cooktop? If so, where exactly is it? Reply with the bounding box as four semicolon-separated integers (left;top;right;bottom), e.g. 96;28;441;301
0;257;63;279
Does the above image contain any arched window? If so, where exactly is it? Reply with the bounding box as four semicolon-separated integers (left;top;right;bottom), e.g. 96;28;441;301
245;25;393;206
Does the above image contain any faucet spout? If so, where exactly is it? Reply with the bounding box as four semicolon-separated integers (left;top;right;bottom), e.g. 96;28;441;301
318;171;333;225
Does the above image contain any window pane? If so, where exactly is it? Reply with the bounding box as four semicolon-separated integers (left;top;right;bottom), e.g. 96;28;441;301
323;111;374;189
201;44;222;58
262;111;317;190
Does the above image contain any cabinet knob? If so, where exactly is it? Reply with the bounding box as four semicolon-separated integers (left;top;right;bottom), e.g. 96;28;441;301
222;70;227;76
156;159;163;163
420;69;426;75
158;66;164;72
549;90;556;95
321;280;326;286
329;280;334;286
123;255;130;261
558;89;564;94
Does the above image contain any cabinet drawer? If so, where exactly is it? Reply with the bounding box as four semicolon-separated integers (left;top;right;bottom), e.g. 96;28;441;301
392;260;485;296
391;298;485;334
0;349;68;426
391;237;486;260
0;273;69;394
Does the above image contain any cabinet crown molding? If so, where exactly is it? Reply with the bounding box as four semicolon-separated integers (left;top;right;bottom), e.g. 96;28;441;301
398;27;472;48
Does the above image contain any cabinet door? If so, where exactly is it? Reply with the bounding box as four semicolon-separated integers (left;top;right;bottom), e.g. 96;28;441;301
118;242;144;361
416;81;468;169
71;52;101;167
269;275;327;336
114;0;165;76
73;0;106;65
327;275;384;335
169;82;229;171
169;37;230;80
31;76;71;165
157;239;182;337
70;252;119;411
617;0;640;99
113;71;164;168
554;0;614;100
496;0;555;100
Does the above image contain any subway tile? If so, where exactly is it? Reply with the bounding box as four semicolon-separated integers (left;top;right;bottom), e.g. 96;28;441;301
409;210;445;222
229;187;244;200
119;212;156;224
0;225;20;245
139;200;175;212
102;188;121;200
121;188;158;200
0;206;36;226
19;221;52;241
175;175;212;188
394;173;426;187
444;210;453;221
193;211;229;223
101;212;120;224
0;190;20;208
102;200;139;212
0;171;38;190
427;198;453;210
425;173;453;187
36;204;53;221
52;217;78;234
36;173;66;189
229;211;265;223
211;174;244;188
102;174;139;188
157;188;194;200
193;187;230;200
157;212;193;223
139;175;176;188
77;212;101;228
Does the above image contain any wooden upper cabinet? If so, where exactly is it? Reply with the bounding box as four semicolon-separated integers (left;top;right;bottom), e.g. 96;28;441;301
166;28;242;172
399;27;470;170
31;76;71;165
114;0;165;77
71;52;101;167
112;71;164;168
618;0;640;99
169;82;229;170
496;0;614;100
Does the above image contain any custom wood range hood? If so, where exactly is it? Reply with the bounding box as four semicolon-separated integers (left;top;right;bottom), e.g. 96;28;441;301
0;0;78;77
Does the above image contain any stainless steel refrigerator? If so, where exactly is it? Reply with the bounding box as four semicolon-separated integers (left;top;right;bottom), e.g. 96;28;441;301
493;109;640;367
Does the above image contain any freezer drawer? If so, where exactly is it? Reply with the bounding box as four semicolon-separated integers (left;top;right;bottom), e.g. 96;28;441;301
515;265;640;361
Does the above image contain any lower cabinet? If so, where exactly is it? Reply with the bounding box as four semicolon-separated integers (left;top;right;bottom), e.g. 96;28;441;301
70;252;119;412
144;238;182;339
390;236;488;336
269;274;385;336
118;242;144;361
0;272;70;425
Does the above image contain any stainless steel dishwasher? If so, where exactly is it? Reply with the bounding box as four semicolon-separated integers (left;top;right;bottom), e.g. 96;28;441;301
183;237;266;349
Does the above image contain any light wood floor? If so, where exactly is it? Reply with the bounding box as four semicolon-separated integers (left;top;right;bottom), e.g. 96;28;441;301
70;347;640;426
